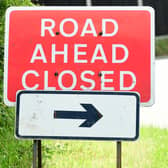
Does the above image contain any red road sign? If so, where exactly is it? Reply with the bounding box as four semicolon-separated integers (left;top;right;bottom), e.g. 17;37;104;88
4;7;155;106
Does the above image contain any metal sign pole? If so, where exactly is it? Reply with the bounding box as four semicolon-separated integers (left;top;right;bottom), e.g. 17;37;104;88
86;0;92;6
33;140;38;168
137;0;143;6
38;140;42;168
116;141;122;168
33;140;42;168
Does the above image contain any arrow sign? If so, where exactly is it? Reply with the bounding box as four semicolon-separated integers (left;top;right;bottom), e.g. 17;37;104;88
15;90;140;141
54;104;103;127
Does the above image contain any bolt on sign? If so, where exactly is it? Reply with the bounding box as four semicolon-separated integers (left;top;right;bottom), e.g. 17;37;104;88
4;7;155;106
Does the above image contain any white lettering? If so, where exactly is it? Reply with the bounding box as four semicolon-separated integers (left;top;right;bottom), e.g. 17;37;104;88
120;71;136;90
112;44;129;63
91;44;107;63
101;71;114;90
22;70;39;89
81;19;97;37
58;70;77;90
74;44;87;63
44;71;56;90
102;19;118;37
51;44;68;63
30;44;47;63
60;18;78;37
41;18;55;37
80;71;95;90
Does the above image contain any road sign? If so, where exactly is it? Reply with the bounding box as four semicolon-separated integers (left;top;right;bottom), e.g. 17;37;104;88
4;7;154;106
16;91;140;141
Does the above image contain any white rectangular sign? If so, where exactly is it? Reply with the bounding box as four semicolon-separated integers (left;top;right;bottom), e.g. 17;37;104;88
16;91;140;141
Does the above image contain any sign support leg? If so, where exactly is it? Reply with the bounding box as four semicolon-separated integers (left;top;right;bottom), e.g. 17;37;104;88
33;140;42;168
116;141;122;168
38;140;42;168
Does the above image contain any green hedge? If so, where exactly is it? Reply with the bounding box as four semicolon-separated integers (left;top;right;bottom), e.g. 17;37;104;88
0;0;33;64
0;1;34;167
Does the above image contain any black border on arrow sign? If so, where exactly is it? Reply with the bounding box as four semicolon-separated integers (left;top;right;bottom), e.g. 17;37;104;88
15;90;140;141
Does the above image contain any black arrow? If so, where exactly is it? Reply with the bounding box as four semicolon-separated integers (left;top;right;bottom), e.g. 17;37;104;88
53;104;103;127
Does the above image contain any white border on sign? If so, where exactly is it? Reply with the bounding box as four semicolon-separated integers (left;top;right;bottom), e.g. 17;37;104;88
4;6;155;107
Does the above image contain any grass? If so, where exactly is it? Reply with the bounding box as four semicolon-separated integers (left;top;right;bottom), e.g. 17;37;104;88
42;127;168;168
156;38;168;56
0;0;33;167
0;82;32;167
123;127;168;168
